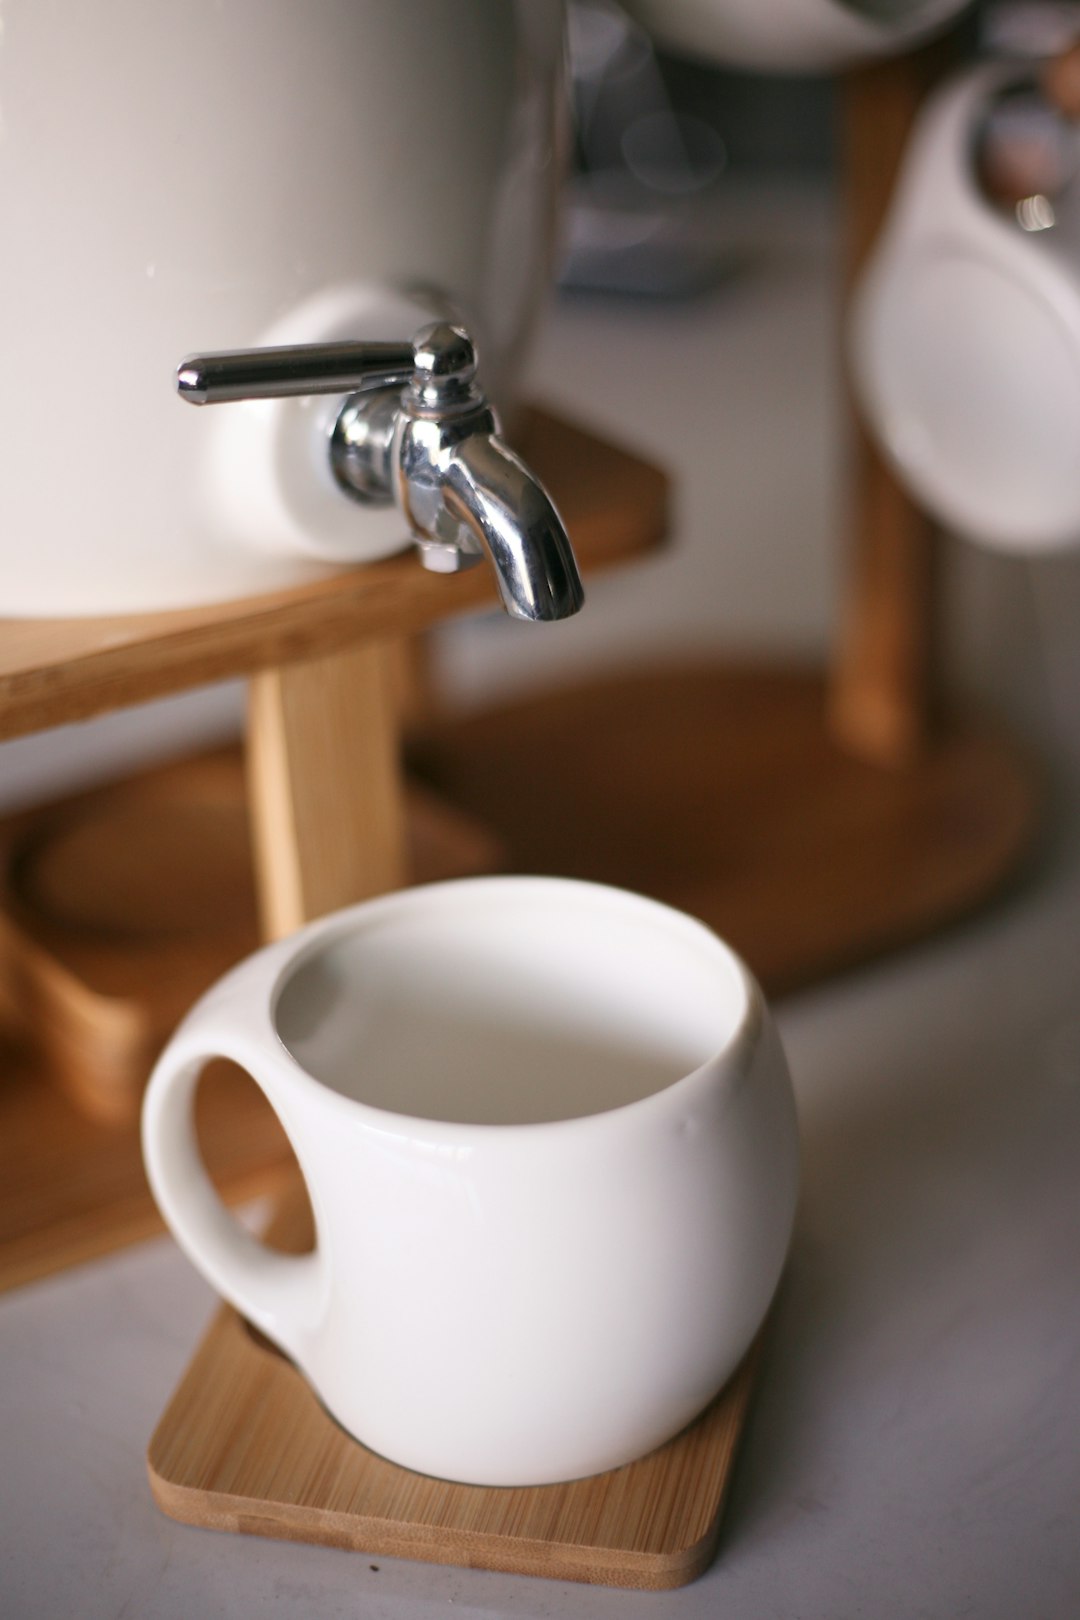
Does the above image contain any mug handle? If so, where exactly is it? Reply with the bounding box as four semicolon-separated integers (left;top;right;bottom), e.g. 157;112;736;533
141;1023;324;1363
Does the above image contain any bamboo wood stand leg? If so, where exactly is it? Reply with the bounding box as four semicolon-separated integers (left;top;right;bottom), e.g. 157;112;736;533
827;42;963;768
247;640;408;940
828;427;939;766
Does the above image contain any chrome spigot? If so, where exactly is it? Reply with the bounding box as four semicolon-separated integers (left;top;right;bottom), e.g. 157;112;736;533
176;323;585;623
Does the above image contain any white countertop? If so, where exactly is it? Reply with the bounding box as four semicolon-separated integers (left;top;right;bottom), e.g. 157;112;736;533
4;791;1079;1619
3;180;1080;1617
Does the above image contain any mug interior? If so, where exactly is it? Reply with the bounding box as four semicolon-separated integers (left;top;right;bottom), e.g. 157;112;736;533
273;881;746;1127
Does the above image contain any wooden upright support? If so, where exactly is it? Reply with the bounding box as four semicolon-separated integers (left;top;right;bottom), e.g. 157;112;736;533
827;41;961;767
247;641;408;939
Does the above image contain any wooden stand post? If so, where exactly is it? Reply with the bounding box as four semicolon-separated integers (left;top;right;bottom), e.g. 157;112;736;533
827;42;961;767
247;641;408;939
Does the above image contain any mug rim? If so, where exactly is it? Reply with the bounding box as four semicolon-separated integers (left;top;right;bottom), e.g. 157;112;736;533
261;874;764;1138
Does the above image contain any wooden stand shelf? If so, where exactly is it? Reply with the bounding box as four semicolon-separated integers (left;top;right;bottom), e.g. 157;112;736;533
0;410;665;743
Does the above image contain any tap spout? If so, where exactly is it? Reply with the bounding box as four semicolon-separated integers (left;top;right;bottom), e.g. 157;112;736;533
442;433;584;623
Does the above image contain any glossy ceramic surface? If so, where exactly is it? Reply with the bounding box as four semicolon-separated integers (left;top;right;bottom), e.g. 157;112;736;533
851;63;1080;554
142;877;799;1487
0;0;565;614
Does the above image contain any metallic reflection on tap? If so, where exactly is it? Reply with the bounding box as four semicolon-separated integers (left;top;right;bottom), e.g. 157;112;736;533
177;323;584;624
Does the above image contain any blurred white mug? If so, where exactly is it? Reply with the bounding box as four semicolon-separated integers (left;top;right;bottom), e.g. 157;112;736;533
850;62;1080;554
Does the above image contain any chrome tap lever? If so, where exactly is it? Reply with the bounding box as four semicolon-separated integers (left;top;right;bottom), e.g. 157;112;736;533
176;323;584;623
176;341;416;405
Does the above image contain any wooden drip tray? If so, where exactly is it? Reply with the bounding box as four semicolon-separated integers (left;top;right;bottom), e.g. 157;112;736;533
409;661;1040;995
0;746;503;1125
148;1183;763;1591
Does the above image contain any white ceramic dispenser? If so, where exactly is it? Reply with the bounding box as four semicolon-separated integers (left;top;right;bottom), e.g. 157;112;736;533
0;0;569;616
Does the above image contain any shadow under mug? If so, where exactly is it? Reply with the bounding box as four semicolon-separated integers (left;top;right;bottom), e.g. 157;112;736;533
142;876;799;1487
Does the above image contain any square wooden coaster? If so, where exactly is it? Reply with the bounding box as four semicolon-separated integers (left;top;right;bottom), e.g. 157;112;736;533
147;1185;762;1591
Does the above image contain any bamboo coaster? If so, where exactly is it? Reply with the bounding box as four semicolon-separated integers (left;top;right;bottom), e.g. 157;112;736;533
148;1183;762;1591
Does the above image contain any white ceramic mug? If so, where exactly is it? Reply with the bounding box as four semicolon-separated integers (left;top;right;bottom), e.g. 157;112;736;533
142;877;799;1487
851;63;1080;554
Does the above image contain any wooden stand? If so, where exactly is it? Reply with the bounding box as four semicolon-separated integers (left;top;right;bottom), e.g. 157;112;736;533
0;749;505;1125
828;44;959;766
0;38;1041;1289
0;407;668;1290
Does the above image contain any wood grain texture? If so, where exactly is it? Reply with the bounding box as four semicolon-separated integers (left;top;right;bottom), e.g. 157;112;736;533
828;39;964;767
408;662;1040;996
247;641;408;939
829;417;939;766
0;750;255;1122
0;745;504;1130
0;747;505;1295
0;1050;296;1293
148;1183;760;1591
0;408;668;743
